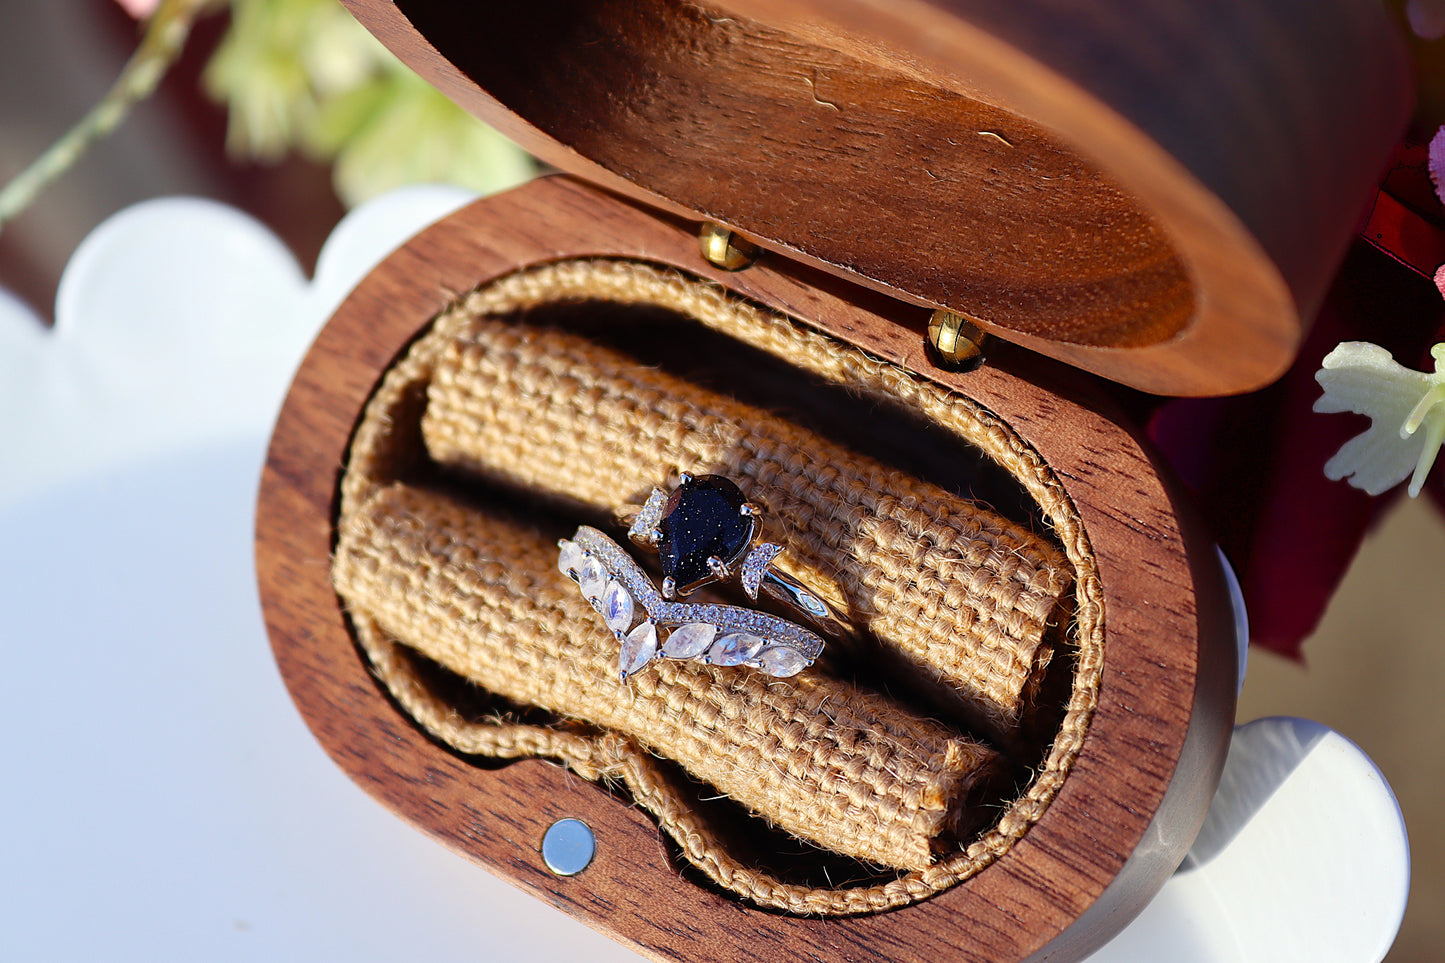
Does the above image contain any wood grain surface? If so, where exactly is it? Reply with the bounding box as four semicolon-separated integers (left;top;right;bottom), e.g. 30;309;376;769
256;178;1238;963
341;0;1409;396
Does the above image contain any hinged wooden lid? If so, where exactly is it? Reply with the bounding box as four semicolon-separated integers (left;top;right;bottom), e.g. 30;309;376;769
345;0;1410;395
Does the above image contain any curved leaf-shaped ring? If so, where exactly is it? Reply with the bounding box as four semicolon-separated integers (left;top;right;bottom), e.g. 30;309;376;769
558;526;824;681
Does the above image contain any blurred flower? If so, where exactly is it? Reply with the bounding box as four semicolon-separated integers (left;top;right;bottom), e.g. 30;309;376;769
1409;0;1445;39
1316;342;1445;496
0;0;210;232
113;0;162;16
1428;126;1445;210
203;0;535;205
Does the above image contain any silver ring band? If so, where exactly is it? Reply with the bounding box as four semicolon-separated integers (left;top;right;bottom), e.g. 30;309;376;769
558;526;824;681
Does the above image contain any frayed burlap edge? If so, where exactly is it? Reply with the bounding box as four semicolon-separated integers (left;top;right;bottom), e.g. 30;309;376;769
336;258;1104;916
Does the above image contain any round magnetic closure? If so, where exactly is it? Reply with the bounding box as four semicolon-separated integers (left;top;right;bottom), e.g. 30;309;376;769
541;818;597;877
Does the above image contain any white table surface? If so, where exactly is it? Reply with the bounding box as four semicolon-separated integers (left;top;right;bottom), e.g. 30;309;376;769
0;188;1409;962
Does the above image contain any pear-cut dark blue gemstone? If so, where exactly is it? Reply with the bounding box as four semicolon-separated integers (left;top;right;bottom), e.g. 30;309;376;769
657;475;751;591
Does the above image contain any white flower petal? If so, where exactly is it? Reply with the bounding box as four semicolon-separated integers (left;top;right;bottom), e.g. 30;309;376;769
1323;426;1427;496
1315;341;1445;496
1314;343;1429;416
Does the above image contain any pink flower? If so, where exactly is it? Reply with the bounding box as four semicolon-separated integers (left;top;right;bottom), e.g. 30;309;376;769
1409;0;1445;39
113;0;160;18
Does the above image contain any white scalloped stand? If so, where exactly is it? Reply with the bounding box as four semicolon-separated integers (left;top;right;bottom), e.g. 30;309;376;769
0;189;1408;962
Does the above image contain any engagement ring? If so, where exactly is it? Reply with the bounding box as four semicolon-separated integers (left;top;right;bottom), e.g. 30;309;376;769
559;526;825;681
626;473;857;646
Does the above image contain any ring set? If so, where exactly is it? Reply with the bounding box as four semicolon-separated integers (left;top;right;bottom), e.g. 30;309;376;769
557;474;843;681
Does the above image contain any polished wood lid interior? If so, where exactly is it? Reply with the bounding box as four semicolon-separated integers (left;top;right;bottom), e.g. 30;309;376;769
346;0;1409;394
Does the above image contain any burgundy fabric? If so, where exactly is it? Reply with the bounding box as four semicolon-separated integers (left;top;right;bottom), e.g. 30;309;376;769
1149;244;1444;658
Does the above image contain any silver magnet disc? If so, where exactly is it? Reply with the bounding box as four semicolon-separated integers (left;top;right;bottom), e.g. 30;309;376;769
541;818;596;877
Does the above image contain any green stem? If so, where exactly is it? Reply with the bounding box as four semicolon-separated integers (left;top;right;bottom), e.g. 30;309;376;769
0;0;214;231
1403;381;1445;436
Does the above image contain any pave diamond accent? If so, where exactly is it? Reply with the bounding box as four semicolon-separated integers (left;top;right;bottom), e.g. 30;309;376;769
739;542;784;599
628;488;669;545
566;526;823;682
602;580;634;632
662;622;716;659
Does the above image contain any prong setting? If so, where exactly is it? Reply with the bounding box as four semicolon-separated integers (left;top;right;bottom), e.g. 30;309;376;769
617;474;856;652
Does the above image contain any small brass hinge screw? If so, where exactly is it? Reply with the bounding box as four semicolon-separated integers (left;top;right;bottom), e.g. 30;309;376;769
699;222;760;271
927;308;988;372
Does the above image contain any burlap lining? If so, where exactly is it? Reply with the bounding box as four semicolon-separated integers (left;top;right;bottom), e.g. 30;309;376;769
337;482;1007;871
421;316;1069;743
333;258;1105;916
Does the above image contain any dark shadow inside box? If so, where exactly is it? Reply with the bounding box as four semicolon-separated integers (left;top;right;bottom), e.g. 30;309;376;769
382;643;585;773
343;291;1078;895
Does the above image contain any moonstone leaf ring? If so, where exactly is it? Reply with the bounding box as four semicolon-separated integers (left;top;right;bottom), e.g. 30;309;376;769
558;526;824;681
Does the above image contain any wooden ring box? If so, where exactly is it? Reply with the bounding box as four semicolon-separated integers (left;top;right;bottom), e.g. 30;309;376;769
255;2;1410;961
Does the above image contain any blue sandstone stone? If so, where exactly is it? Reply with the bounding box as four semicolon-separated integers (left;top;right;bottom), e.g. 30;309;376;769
657;475;752;591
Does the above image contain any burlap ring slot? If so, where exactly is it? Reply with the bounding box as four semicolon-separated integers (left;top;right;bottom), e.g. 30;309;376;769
333;259;1106;916
424;317;1070;743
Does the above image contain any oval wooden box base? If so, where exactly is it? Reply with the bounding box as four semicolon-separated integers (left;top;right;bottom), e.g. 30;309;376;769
256;177;1237;963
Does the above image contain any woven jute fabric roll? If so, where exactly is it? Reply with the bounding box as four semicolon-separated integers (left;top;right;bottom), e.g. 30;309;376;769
334;481;1005;871
422;317;1070;740
333;258;1106;915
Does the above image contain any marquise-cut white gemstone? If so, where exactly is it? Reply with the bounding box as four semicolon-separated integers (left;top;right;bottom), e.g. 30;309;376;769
619;621;658;679
662;622;716;659
708;631;764;666
797;591;829;619
558;540;584;578
602;580;634;632
754;645;809;677
579;557;607;602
